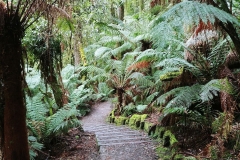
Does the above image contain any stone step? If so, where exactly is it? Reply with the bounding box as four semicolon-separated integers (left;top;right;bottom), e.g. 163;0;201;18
82;124;112;128
84;127;132;132
83;125;129;130
97;136;148;143
98;140;153;146
96;133;145;139
91;130;140;135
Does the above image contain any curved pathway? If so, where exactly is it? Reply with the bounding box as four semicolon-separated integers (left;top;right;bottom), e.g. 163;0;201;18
81;102;158;160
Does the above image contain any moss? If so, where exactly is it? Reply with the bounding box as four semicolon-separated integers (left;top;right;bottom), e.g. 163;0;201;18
163;130;178;146
140;114;148;122
144;121;154;133
156;146;174;160
152;126;164;139
108;109;116;123
212;113;225;133
125;118;129;125
115;116;128;126
160;67;183;81
209;145;219;160
159;127;166;138
220;78;236;94
129;114;142;129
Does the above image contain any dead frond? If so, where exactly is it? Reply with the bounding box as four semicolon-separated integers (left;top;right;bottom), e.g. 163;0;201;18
127;61;150;71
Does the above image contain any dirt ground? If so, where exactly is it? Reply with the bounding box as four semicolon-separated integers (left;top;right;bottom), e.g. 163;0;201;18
36;102;102;160
36;128;100;160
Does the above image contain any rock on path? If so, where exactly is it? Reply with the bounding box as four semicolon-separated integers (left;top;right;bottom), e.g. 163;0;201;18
81;102;158;160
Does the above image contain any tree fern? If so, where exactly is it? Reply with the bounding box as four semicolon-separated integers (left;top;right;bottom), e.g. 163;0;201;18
152;1;240;50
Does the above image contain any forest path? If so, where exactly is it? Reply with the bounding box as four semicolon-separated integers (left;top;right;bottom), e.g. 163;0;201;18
81;101;158;160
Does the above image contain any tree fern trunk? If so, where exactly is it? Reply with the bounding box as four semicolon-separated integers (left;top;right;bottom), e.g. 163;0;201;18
222;22;240;56
118;3;124;21
0;11;30;160
218;65;237;112
116;88;124;115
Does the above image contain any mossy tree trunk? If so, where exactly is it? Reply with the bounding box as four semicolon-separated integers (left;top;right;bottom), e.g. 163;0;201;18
74;37;81;66
40;37;65;108
48;74;64;108
0;12;30;159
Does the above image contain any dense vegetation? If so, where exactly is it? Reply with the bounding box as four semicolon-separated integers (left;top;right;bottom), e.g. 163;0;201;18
0;0;240;159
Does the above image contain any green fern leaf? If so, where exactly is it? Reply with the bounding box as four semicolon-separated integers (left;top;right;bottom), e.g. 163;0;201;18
152;1;240;50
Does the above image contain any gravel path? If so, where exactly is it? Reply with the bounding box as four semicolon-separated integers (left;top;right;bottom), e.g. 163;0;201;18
81;102;158;160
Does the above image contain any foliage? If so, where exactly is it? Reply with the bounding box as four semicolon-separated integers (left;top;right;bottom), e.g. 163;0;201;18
28;136;44;160
15;0;240;158
25;67;86;159
152;1;240;48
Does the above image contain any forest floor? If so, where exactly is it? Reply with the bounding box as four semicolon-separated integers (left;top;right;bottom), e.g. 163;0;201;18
37;101;158;160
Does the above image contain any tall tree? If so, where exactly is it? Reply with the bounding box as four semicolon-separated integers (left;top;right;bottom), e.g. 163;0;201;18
0;0;68;159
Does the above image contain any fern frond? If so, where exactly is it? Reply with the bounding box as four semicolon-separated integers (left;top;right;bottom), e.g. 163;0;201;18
26;95;49;121
128;72;145;79
127;61;150;71
98;36;123;45
94;47;112;57
200;79;221;102
78;65;106;76
155;58;203;77
207;37;230;69
132;76;155;88
45;105;80;136
164;84;201;109
152;1;240;50
28;136;44;160
158;1;239;26
112;42;133;56
135;49;163;62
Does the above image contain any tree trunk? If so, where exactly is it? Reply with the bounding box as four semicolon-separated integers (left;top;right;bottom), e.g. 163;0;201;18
74;40;80;67
116;88;124;115
222;22;240;56
218;65;237;112
118;3;124;21
0;12;30;160
110;0;116;18
0;58;3;155
48;74;64;108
